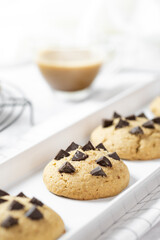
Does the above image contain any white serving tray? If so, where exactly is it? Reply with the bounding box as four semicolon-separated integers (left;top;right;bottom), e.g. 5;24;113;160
1;78;160;240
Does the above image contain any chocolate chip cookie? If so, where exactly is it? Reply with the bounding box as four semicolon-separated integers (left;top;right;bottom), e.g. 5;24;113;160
91;112;160;160
43;141;129;200
150;96;160;116
0;190;64;240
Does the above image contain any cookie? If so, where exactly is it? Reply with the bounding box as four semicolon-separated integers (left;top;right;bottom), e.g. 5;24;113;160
0;191;64;240
90;112;160;160
43;141;129;200
150;96;160;116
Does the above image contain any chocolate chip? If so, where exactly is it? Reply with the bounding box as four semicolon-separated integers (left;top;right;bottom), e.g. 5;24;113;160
152;117;160;125
126;115;136;120
30;197;44;207
55;149;70;160
113;112;121;118
90;166;106;177
102;119;113;128
142;120;155;129
1;216;18;228
66;142;79;152
129;126;144;135
8;200;24;210
108;152;120;160
137;112;147;118
96;156;112;167
82;141;95;151
72;150;88;161
0;190;9;197
16;192;27;198
0;199;7;204
96;143;107;151
58;162;75;174
25;206;43;220
115;119;129;129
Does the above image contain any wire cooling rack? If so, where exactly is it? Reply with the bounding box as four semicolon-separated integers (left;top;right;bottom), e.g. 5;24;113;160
0;81;33;132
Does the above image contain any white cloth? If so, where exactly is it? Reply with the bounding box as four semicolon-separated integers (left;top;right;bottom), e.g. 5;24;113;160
97;182;160;240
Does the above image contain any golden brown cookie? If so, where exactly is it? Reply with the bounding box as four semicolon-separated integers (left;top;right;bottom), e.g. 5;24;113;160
90;112;160;160
150;96;160;116
0;190;64;240
43;141;129;200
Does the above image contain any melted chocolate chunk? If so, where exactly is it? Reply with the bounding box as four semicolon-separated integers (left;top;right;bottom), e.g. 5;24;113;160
0;189;9;197
58;162;75;174
55;149;70;160
142;120;155;129
66;142;79;152
108;152;120;161
129;126;144;135
25;206;43;220
96;156;112;167
90;166;106;177
8;200;24;211
82;141;95;151
137;112;147;118
72;150;88;161
126;115;136;120
152;117;160;125
0;199;7;204
102;119;113;128
1;216;18;228
96;143;107;151
115;119;129;129
113;112;121;118
30;197;44;207
16;192;27;198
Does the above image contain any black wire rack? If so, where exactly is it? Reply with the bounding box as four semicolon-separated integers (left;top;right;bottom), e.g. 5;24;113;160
0;81;33;132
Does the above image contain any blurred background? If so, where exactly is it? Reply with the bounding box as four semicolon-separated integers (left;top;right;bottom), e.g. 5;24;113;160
1;0;160;69
0;0;160;157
